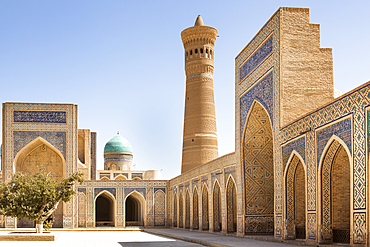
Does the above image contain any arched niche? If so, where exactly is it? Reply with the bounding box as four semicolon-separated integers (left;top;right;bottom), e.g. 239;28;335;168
95;191;116;227
226;175;237;233
284;152;306;240
242;100;274;234
125;191;146;226
213;181;221;232
192;187;199;230
115;175;127;180
154;190;166;226
185;189;190;229
14;137;66;179
319;137;351;244
202;185;209;230
173;192;178;227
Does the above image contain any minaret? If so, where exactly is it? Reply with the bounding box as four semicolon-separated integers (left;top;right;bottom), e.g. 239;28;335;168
181;15;218;173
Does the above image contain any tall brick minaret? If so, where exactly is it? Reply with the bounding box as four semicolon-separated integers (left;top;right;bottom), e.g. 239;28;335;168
181;16;218;173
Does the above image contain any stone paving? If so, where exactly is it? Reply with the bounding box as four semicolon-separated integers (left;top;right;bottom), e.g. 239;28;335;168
0;228;312;247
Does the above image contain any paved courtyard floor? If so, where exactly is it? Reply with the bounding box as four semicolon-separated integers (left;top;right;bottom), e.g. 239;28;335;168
0;229;309;247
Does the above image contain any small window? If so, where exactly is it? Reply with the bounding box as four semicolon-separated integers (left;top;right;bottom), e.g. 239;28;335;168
190;50;193;55
200;48;203;53
206;48;208;54
195;49;198;54
210;50;212;55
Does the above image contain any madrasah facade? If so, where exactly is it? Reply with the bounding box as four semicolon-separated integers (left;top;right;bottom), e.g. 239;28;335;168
1;7;369;246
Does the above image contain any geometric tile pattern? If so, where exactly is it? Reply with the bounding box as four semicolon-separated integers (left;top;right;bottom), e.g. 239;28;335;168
282;137;305;171
317;118;352;166
240;36;273;82
13;131;66;158
353;212;366;244
94;188;116;198
320;140;341;241
307;213;317;240
240;71;274;137
154;190;165;226
285;155;301;239
243;102;274;218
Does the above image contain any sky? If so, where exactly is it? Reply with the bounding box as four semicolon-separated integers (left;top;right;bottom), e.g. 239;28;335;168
0;1;369;179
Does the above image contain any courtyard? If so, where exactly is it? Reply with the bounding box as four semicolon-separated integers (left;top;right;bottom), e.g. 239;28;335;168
0;229;303;247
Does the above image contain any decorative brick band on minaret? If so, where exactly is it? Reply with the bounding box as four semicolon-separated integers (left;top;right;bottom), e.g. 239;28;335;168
181;16;218;174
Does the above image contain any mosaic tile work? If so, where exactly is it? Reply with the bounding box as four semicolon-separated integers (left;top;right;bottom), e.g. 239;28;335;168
94;188;116;198
13;131;66;158
154;190;165;226
13;111;66;123
317;118;352;166
124;188;146;198
320;140;341;241
154;188;166;193
224;166;236;186
78;192;87;227
353;212;366;244
282;137;305;171
307;213;316;240
285;155;301;239
240;35;273;82
240;71;274;136
243;102;274;233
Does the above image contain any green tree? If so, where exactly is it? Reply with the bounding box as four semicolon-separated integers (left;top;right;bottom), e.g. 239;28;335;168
0;172;84;233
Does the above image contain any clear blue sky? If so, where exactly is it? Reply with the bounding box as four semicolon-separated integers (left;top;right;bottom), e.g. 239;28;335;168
1;1;369;179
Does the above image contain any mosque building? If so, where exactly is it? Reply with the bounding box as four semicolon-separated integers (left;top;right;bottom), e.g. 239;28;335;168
1;7;370;246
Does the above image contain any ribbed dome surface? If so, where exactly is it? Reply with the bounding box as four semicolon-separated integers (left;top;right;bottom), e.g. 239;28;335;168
104;135;133;154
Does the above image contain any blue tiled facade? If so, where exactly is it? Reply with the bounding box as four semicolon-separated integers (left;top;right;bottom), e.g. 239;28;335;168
13;111;66;123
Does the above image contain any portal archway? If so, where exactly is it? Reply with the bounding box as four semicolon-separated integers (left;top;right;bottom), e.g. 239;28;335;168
95;192;115;227
125;191;145;226
13;137;66;228
243;101;274;234
319;138;351;243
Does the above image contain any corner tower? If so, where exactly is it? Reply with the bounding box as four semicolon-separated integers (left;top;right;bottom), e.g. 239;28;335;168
181;16;218;173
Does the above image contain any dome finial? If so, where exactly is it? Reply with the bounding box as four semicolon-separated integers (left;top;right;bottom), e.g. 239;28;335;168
194;15;204;26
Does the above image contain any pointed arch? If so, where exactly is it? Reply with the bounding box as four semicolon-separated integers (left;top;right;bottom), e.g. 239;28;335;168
95;190;116;227
179;191;184;228
13;137;66;179
213;181;222;232
192;187;199;229
154;190;166;226
202;184;209;230
185;189;191;229
173;192;178;227
226;175;237;233
284;153;306;240
319;137;351;244
124;190;146;226
243;100;274;234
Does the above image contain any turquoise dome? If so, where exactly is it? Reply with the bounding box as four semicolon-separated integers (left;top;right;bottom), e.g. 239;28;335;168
104;135;133;154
